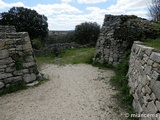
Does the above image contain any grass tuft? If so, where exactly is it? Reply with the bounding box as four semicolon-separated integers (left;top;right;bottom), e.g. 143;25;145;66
92;61;114;69
109;50;137;120
0;82;27;96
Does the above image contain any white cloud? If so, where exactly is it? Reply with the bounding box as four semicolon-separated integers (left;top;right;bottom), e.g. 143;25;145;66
78;0;107;4
109;0;151;11
0;0;24;9
106;0;151;18
32;3;82;16
34;0;151;30
0;0;151;30
61;0;72;3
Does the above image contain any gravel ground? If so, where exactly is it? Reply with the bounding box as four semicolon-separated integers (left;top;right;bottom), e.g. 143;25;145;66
0;64;123;120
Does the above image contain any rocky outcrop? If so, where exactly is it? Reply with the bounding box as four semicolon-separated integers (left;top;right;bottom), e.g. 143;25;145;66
128;41;160;119
0;25;40;90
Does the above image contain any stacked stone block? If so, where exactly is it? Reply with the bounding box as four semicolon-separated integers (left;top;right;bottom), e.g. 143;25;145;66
94;15;128;66
128;41;160;119
0;25;39;90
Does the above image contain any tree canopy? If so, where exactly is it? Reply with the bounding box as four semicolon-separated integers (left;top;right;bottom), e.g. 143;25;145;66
149;0;160;22
0;7;48;39
74;22;100;45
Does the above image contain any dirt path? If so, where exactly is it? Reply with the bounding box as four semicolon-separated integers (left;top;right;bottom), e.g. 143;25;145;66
0;64;123;120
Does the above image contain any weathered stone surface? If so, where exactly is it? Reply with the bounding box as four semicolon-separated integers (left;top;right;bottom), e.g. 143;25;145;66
13;70;23;76
155;101;160;111
41;72;49;80
145;47;154;56
23;62;35;68
0;65;6;69
150;52;160;63
22;43;32;51
5;67;15;72
4;76;22;83
0;57;13;65
145;85;152;95
152;81;160;100
25;56;34;62
0;40;5;47
141;75;149;86
0;49;9;59
147;59;153;66
147;101;158;114
152;71;160;80
0;82;4;89
23;73;36;83
132;100;143;114
13;69;29;76
0;73;13;80
37;73;43;80
150;93;156;102
144;64;152;76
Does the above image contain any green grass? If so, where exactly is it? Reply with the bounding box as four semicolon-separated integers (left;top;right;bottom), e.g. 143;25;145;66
59;47;95;64
151;22;160;30
35;47;95;65
144;38;160;50
35;53;56;65
109;50;137;120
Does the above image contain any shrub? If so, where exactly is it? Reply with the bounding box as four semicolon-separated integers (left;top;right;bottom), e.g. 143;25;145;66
74;22;100;45
32;38;44;49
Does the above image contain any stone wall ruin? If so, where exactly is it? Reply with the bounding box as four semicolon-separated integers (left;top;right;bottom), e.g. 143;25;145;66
0;25;40;90
128;41;160;119
94;14;159;66
94;15;129;66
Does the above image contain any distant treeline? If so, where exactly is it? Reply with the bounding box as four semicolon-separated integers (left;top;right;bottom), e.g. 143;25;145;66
46;30;75;44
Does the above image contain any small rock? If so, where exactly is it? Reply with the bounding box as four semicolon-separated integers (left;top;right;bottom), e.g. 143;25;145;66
41;72;49;80
37;73;43;80
26;81;39;87
0;82;4;89
23;73;36;83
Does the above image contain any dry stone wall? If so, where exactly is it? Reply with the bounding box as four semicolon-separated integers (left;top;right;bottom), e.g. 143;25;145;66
0;25;40;90
128;41;160;119
94;14;159;66
94;15;128;66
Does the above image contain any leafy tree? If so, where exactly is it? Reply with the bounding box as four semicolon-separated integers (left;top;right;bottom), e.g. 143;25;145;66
149;0;160;22
74;22;100;45
0;7;48;39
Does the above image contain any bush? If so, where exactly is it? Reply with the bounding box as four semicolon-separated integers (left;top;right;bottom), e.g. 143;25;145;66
32;38;44;49
74;22;100;45
114;18;160;49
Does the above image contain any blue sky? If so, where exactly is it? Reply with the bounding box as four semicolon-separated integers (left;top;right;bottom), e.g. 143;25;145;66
0;0;151;30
